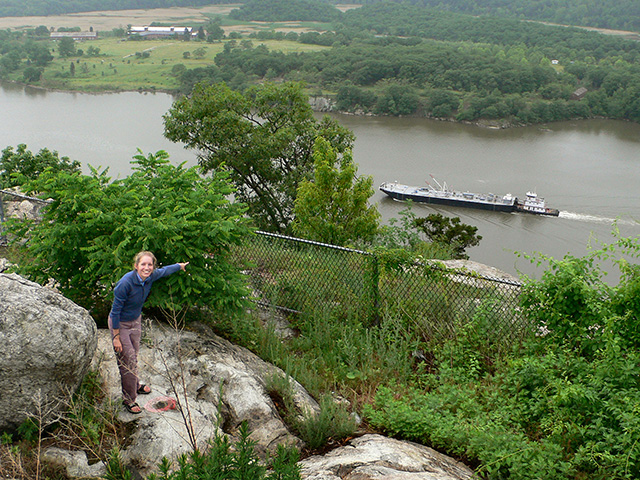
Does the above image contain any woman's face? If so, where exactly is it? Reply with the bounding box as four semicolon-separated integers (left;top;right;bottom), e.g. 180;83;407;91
135;255;155;280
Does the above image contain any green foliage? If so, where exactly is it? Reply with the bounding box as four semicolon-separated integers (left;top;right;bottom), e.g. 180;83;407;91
373;204;424;251
164;81;355;234
519;252;611;356
413;213;482;260
154;421;301;480
16;417;39;443
0;143;81;189
229;0;341;22
57;37;76;57
365;236;640;479
294;395;358;450
0;432;12;445
62;370;117;449
22;65;42;82
293;137;380;246
105;448;133;480
265;373;357;450
374;83;420;116
391;0;640;32
8;149;252;319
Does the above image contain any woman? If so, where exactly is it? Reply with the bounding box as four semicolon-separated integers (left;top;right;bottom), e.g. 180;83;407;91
109;251;188;414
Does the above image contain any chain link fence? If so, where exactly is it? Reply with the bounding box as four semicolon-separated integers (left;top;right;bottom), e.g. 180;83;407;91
0;189;51;246
232;231;531;344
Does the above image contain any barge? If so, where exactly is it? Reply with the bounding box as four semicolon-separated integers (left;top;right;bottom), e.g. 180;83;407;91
380;176;559;217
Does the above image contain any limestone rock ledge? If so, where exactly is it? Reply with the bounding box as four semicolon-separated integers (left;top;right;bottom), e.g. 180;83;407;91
300;434;474;480
0;272;97;432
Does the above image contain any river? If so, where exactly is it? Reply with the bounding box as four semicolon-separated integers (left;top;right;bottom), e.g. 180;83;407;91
2;82;639;282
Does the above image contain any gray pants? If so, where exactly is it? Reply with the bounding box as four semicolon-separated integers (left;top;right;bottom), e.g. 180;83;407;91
109;315;142;404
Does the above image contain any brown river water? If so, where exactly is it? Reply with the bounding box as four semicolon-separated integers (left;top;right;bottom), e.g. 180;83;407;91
2;82;639;283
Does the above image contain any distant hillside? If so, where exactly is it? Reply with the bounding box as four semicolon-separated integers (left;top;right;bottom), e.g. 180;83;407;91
3;0;638;33
0;0;226;17
356;0;640;33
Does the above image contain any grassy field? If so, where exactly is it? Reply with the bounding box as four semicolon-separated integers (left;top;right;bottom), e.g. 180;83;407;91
30;37;328;92
1;4;335;92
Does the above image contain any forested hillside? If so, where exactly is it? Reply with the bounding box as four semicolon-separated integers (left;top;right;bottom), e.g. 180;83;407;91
2;0;640;125
2;0;638;33
229;0;342;22
357;0;640;32
176;2;640;124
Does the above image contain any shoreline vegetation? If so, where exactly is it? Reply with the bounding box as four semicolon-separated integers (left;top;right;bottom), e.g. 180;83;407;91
1;2;640;126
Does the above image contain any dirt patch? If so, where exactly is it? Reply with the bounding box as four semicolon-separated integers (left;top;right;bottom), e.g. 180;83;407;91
0;5;241;31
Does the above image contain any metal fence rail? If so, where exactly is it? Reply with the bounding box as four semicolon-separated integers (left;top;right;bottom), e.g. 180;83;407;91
0;189;51;246
233;231;529;344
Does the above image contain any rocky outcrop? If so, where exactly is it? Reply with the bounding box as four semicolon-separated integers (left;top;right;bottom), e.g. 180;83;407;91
0;188;48;222
309;96;335;112
0;273;97;431
0;269;477;479
91;321;320;477
300;434;474;480
434;259;519;283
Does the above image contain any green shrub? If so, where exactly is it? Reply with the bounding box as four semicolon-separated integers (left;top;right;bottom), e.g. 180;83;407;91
152;422;301;480
365;238;640;479
0;143;81;189
8;149;252;321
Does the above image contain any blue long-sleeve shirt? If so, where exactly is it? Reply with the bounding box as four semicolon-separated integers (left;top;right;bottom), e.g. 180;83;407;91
109;263;181;329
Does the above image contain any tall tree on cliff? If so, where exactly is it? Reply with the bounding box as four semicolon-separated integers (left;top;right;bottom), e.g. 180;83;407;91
293;137;379;246
163;81;354;234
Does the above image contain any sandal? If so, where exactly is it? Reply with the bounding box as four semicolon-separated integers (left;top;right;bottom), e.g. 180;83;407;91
123;401;142;414
137;384;152;395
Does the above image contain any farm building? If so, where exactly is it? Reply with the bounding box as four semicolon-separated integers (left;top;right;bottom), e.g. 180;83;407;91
128;26;197;39
50;31;98;41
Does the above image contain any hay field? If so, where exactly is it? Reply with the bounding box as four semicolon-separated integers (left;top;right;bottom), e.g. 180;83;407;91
0;5;240;31
0;4;360;33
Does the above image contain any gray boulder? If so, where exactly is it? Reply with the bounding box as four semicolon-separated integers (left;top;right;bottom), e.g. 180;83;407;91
300;434;474;480
92;320;320;477
0;273;97;431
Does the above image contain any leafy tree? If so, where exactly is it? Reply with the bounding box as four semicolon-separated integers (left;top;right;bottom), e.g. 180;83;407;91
57;37;76;57
22;65;42;82
164;81;355;234
27;42;54;66
205;19;225;42
33;25;49;37
193;47;207;58
171;63;186;77
7;150;252;319
86;45;100;56
229;0;341;22
413;213;482;259
336;84;377;113
0;144;81;189
293;137;379;246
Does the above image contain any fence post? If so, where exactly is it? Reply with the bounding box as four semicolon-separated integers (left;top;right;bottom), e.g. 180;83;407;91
0;192;5;246
370;254;381;327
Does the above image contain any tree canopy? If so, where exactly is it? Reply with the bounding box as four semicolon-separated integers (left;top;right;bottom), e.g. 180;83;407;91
229;0;341;22
163;81;355;234
413;213;482;260
0;144;81;189
7;150;252;320
293;137;380;246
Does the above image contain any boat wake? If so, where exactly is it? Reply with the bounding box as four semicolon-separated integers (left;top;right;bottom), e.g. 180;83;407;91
559;211;639;226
